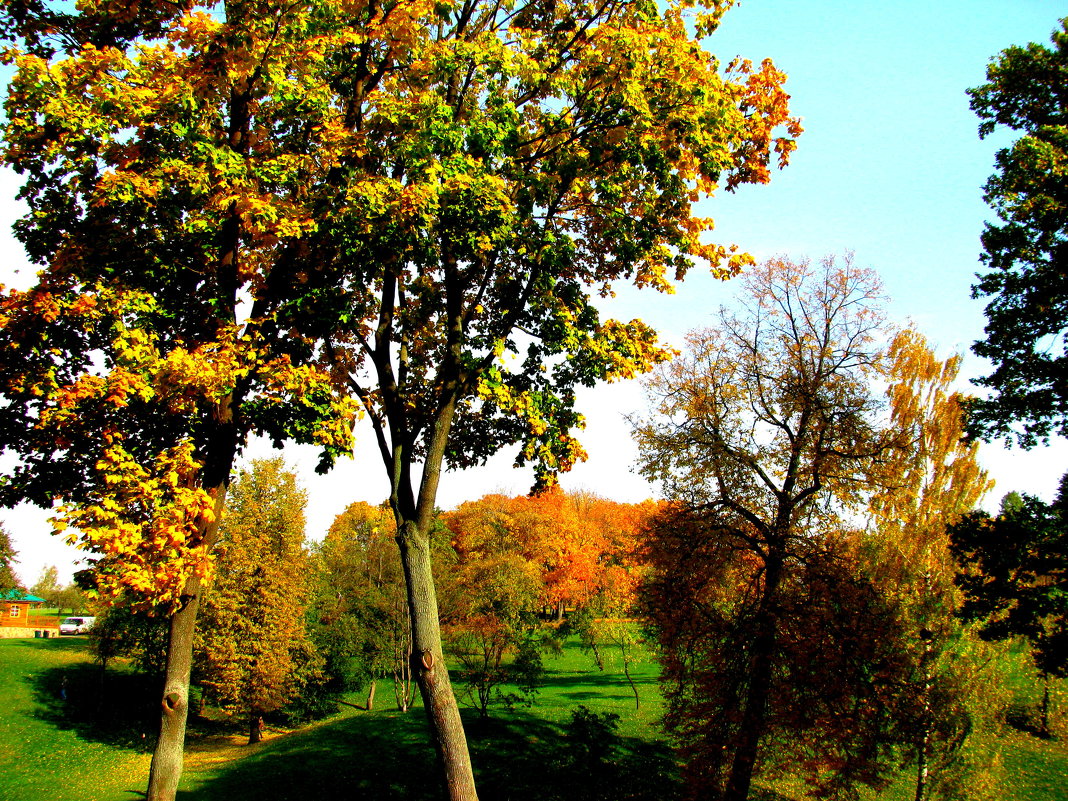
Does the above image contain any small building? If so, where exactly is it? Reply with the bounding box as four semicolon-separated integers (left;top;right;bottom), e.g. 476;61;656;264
0;590;58;638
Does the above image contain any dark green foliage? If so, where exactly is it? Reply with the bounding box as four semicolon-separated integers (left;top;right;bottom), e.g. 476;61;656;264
309;501;417;711
949;490;1068;680
967;18;1068;445
90;603;169;678
0;526;21;593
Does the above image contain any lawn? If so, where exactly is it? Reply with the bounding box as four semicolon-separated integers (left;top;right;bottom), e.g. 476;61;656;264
0;637;153;801
1;634;1066;801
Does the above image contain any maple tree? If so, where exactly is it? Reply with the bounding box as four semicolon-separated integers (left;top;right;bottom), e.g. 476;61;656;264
196;459;320;744
634;254;901;801
304;1;800;792
0;0;800;795
0;4;355;796
967;17;1068;446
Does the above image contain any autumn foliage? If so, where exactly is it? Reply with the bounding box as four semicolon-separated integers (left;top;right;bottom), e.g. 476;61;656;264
446;487;656;621
0;0;802;795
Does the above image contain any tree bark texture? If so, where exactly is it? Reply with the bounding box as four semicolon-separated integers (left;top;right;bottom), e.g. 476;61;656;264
146;573;205;801
146;433;232;801
398;521;478;801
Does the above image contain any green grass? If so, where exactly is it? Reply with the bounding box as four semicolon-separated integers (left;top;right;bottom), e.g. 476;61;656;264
179;634;675;801
0;638;152;801
1;633;1067;801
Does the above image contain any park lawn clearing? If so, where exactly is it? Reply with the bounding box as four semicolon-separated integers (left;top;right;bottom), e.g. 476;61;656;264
1;630;1067;800
0;637;152;801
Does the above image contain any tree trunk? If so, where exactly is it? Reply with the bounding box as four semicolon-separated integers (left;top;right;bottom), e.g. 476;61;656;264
914;630;933;801
248;713;263;745
145;450;231;801
145;579;204;801
723;554;784;801
398;520;478;801
623;656;639;710
555;600;565;622
1040;673;1051;738
366;679;376;711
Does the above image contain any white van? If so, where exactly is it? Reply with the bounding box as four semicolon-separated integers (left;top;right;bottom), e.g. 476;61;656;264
59;616;96;635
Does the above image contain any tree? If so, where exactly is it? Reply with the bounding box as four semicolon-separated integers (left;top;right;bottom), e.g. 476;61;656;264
966;18;1068;446
0;526;23;593
30;564;60;605
446;496;548;718
866;328;998;801
949;487;1068;737
1;1;801;796
634;254;902;801
307;3;801;793
51;580;89;614
91;602;171;678
0;5;357;797
312;500;417;712
196;458;321;744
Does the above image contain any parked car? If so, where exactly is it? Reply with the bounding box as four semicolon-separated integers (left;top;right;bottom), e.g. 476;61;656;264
59;616;96;635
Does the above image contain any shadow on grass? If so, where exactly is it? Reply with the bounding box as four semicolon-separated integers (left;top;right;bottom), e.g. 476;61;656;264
28;661;160;752
178;706;681;801
749;789;798;801
1005;701;1055;740
17;635;95;654
537;670;659;688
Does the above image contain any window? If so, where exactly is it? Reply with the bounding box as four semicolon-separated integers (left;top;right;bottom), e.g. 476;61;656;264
9;605;20;618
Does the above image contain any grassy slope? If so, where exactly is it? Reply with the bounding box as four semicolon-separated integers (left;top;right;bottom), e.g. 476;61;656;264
0;638;152;801
178;635;672;801
1;635;1066;801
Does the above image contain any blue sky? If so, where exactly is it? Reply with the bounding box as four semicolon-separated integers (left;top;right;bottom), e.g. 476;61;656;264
1;1;1066;583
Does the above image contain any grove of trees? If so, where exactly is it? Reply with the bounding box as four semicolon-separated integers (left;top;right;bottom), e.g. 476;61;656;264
635;255;1001;801
0;6;1064;801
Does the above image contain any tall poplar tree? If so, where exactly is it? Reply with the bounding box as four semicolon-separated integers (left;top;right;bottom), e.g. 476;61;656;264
867;329;997;801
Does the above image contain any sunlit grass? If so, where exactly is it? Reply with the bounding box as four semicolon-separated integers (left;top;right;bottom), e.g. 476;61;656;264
1;632;1066;800
0;638;152;801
